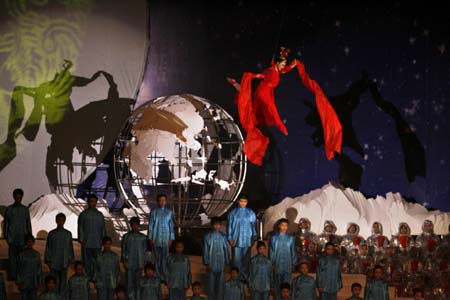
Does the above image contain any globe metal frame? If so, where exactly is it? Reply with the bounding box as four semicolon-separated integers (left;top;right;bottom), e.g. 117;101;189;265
113;95;247;228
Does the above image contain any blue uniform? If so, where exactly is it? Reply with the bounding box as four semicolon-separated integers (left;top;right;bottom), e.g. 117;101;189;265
37;291;61;300
224;279;245;300
17;248;42;300
68;274;90;300
139;275;161;300
316;255;342;300
291;274;316;300
249;254;272;300
203;230;229;300
4;202;32;280
94;250;121;300
121;230;148;300
167;253;191;300
148;207;175;280
270;233;297;300
227;207;256;280
78;207;106;278
364;279;388;300
45;227;74;297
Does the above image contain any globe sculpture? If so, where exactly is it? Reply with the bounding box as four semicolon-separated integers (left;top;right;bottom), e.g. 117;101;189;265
114;94;247;228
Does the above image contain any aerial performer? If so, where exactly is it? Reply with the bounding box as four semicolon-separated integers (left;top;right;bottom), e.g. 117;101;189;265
227;47;342;165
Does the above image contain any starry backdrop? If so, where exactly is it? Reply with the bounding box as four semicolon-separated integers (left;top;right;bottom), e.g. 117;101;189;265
139;1;450;211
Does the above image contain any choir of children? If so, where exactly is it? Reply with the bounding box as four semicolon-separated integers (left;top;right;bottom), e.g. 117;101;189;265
3;190;450;300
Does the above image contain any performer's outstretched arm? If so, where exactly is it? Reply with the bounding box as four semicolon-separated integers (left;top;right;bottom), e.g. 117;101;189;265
280;59;297;74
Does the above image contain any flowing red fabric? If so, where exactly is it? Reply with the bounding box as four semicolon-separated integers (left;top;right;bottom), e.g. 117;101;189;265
236;72;269;166
252;65;291;135
235;60;342;165
296;60;342;159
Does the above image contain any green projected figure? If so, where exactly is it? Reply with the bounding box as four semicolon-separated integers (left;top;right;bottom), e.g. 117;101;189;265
0;60;133;190
0;60;100;168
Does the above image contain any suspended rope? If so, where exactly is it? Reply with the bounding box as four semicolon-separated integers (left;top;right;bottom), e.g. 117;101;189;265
271;3;289;62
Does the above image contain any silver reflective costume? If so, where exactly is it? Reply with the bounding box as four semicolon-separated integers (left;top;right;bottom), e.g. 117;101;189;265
295;218;317;257
340;223;365;258
415;219;440;257
317;220;341;252
390;222;412;253
366;222;389;258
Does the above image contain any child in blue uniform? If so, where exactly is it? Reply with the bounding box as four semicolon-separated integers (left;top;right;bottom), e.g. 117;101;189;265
291;262;317;300
38;275;60;300
17;234;42;300
279;283;291;300
345;283;363;300
167;240;192;300
121;217;148;300
187;281;207;300
148;194;175;281
140;263;161;300
68;261;91;300
249;241;272;300
364;266;388;300
115;285;128;300
78;194;106;279
45;212;74;297
224;267;245;300
227;194;256;280
270;218;297;300
316;242;342;300
4;188;32;281
203;217;229;300
94;237;121;300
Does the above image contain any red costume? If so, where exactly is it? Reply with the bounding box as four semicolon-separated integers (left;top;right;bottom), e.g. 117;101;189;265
235;57;342;165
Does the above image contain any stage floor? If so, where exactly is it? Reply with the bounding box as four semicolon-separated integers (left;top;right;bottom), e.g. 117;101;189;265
0;239;400;300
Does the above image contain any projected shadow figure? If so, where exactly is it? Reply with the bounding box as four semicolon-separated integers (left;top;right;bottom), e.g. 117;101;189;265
368;81;426;182
0;60;134;191
304;72;425;190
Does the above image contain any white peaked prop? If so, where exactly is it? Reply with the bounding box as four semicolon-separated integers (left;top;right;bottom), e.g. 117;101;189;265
263;183;450;237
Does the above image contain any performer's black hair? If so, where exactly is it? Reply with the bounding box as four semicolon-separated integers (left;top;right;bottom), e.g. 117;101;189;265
274;55;286;64
55;212;66;221
13;188;24;197
351;282;362;290
156;193;167;202
45;274;56;285
325;241;334;249
256;241;266;249
130;216;140;225
237;193;248;200
373;265;383;272
144;262;156;271
211;217;221;225
25;234;35;243
87;193;98;201
277;218;289;226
